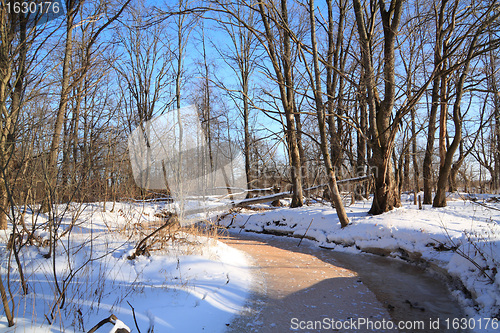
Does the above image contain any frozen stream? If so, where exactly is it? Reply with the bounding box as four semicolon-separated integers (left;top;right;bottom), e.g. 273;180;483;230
329;250;466;331
224;231;466;332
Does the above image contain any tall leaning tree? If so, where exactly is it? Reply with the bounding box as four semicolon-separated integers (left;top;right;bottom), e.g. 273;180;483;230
298;0;349;227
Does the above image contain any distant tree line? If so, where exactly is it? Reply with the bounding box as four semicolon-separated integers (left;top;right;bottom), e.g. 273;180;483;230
0;0;499;231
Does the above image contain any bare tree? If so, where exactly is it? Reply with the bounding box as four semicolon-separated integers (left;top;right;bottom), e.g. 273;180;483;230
212;3;260;194
0;7;30;233
352;0;404;214
433;0;500;207
172;0;199;111
116;2;173;128
300;0;349;227
489;36;500;192
0;5;34;325
255;0;304;207
43;0;131;212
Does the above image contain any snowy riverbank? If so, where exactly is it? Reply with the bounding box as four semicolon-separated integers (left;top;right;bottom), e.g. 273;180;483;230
0;203;253;332
219;194;500;331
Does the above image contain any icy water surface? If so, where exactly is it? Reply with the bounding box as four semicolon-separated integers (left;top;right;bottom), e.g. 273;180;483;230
324;251;467;332
228;232;467;332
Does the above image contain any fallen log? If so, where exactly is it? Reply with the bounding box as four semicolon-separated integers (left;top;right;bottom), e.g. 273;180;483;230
178;175;373;217
304;174;373;193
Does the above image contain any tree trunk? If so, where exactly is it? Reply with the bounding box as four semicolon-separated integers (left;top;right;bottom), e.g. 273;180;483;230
243;76;252;194
293;100;308;189
423;0;448;204
0;273;13;326
495;92;500;193
434;63;472;206
71;79;84;196
489;42;500;193
403;147;410;192
0;182;7;230
326;0;345;171
370;145;400;214
43;2;78;212
411;105;419;201
285;113;303;207
257;0;303;207
449;139;465;192
394;151;403;201
353;0;403;215
438;74;448;170
356;79;368;200
308;0;349;227
281;0;303;207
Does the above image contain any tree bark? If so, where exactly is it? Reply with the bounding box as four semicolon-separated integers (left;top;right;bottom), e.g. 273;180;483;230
257;0;303;207
308;0;349;227
326;0;345;171
353;0;403;215
0;273;13;326
44;2;78;211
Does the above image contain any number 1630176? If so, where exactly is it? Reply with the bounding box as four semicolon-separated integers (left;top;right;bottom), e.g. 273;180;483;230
445;317;499;330
3;1;60;15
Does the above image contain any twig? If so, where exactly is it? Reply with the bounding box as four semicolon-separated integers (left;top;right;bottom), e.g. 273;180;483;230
298;218;314;247
127;301;142;333
239;215;252;233
435;227;495;283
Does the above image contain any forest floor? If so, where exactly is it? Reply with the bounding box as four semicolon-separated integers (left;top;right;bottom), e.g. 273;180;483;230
0;203;254;332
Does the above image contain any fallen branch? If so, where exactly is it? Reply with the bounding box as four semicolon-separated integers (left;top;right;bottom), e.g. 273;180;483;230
303;175;373;193
88;314;130;333
128;213;177;260
455;191;500;212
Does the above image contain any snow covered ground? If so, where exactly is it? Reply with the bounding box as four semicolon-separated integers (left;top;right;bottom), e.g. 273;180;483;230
0;203;253;332
1;193;499;332
219;193;500;331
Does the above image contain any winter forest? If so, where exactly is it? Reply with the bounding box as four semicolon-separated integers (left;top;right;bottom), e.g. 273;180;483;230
1;0;500;332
